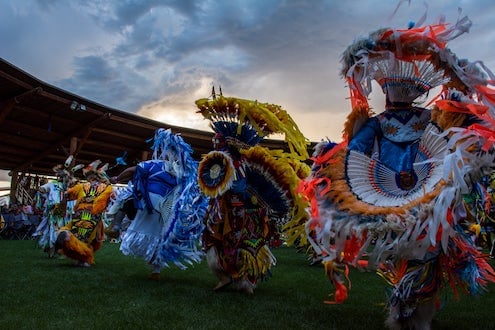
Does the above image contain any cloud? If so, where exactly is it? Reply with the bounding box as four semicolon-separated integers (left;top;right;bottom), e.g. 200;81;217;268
1;0;494;143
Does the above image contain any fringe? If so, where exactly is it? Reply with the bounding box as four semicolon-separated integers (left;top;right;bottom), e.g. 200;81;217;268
236;245;276;283
120;230;161;264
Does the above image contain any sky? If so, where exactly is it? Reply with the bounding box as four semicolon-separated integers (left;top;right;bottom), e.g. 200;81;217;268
1;0;494;185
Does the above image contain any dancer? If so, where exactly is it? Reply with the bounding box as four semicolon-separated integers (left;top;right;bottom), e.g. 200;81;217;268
479;172;495;258
55;160;113;267
34;156;82;257
301;15;495;329
113;128;208;280
489;175;495;258
196;90;310;294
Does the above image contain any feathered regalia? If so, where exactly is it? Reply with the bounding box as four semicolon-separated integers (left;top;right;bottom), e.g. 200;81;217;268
119;128;210;272
196;90;310;293
300;14;495;329
56;158;113;266
152;128;210;269
34;155;83;256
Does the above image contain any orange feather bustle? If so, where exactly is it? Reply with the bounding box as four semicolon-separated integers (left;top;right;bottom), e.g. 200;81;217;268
59;233;95;264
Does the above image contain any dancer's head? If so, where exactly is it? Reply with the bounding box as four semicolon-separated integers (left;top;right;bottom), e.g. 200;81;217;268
83;159;109;183
52;155;83;187
151;128;194;178
212;132;226;151
339;16;493;112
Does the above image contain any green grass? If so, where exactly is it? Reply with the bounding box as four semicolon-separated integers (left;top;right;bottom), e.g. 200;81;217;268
0;240;494;330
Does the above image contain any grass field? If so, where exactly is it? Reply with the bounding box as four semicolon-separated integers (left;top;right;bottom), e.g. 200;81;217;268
1;240;494;330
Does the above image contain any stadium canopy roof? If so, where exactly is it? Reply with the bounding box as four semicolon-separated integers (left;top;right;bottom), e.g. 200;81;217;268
0;58;308;184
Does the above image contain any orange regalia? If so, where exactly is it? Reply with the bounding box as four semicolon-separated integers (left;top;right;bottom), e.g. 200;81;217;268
301;12;495;329
57;160;113;266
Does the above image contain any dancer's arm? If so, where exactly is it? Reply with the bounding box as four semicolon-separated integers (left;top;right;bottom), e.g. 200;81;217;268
111;166;136;184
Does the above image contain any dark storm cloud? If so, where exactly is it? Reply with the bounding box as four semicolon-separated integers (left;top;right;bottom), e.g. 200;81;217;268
58;55;155;111
1;0;494;142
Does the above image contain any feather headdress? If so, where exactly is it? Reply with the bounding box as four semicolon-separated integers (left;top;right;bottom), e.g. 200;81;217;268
82;159;110;182
195;91;309;160
340;15;495;140
149;128;194;179
52;155;84;188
